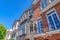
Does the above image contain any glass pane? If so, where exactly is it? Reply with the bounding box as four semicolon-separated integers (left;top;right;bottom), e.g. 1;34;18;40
37;21;41;33
40;21;44;33
22;25;25;34
37;19;44;33
50;0;54;2
44;0;48;7
41;0;48;9
30;9;33;15
48;16;56;31
52;13;60;29
41;2;45;9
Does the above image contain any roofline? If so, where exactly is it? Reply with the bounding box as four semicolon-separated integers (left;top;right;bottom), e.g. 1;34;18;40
19;6;33;21
12;20;19;29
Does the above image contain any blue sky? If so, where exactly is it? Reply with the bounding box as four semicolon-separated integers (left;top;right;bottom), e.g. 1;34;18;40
0;0;33;29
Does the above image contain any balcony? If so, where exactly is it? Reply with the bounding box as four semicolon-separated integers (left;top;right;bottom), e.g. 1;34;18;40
16;25;27;37
29;10;33;18
20;14;28;24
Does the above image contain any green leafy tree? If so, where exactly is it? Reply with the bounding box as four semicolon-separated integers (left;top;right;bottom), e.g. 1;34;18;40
0;24;7;40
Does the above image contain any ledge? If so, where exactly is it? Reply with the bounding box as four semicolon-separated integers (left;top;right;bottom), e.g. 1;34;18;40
32;0;40;5
40;0;60;14
46;29;60;35
34;29;60;37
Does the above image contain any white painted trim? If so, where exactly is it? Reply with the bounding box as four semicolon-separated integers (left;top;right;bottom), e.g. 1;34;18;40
40;0;60;13
36;17;42;33
34;8;60;38
32;0;40;5
46;8;55;15
34;33;46;37
36;17;44;34
37;17;41;20
34;29;60;37
46;29;60;35
46;8;60;31
46;8;56;31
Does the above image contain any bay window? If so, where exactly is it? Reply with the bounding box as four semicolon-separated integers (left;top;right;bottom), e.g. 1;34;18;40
46;9;60;31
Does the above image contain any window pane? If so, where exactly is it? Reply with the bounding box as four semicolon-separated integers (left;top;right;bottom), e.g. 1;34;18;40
41;1;45;9
37;21;41;33
48;16;56;31
52;13;60;29
37;19;44;33
44;0;48;6
50;0;54;2
40;0;48;9
30;23;33;32
22;25;25;34
40;20;44;33
30;9;33;15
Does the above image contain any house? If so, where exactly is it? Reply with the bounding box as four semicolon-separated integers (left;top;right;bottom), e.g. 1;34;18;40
33;0;60;40
5;29;12;40
12;0;60;40
12;20;19;40
16;7;34;40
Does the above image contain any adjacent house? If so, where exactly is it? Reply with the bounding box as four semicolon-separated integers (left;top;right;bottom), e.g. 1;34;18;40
5;29;12;40
16;7;34;40
12;20;19;40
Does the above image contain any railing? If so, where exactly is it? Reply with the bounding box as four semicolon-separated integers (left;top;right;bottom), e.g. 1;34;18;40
20;15;28;24
29;10;33;18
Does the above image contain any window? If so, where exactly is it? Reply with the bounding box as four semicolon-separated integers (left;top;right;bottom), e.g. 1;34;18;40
29;9;33;16
22;25;25;34
21;24;26;34
30;23;33;32
46;9;60;31
40;0;49;10
50;0;54;3
36;18;44;33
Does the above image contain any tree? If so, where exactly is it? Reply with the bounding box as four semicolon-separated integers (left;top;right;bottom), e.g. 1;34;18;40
0;24;7;40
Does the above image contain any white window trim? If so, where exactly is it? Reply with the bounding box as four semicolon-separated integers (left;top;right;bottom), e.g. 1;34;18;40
49;0;54;3
40;0;49;10
36;17;43;34
40;0;60;14
32;0;40;5
34;33;46;38
46;8;60;31
25;24;26;34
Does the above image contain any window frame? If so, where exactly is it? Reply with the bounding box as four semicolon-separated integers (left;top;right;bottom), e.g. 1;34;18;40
40;0;49;10
46;8;60;31
36;17;44;34
49;0;54;3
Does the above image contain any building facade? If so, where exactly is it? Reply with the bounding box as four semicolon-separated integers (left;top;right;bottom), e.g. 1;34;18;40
5;29;12;40
12;0;60;40
12;20;19;40
16;7;34;40
33;0;60;40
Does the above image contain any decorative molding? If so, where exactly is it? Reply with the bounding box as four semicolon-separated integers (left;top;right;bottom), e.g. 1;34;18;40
40;0;60;14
